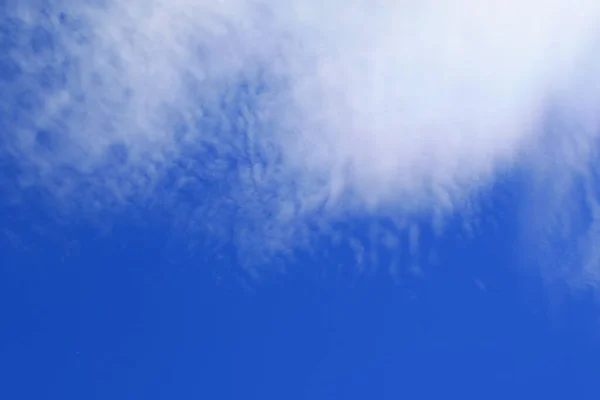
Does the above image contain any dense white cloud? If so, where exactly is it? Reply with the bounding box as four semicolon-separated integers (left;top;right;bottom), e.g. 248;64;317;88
2;1;600;278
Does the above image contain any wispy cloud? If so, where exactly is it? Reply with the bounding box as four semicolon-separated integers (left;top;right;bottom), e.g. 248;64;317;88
2;1;600;277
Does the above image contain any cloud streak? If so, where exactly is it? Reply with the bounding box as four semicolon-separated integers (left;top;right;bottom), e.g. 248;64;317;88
3;0;600;278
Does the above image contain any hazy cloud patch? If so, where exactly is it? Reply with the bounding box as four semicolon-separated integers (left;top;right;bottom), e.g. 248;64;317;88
2;1;600;280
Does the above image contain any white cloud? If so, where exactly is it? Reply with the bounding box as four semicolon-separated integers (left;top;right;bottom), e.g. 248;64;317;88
3;0;600;277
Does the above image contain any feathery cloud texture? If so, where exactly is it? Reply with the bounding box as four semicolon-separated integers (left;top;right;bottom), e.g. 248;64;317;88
2;0;600;278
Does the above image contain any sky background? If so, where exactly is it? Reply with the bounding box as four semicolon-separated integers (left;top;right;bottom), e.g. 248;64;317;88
3;1;600;399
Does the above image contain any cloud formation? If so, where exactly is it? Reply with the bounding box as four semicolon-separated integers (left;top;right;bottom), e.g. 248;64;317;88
2;0;600;278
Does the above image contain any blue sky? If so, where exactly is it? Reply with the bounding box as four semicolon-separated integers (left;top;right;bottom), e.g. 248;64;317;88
2;1;600;399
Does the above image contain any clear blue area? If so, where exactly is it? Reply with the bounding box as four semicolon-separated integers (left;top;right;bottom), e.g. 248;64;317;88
3;181;600;399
